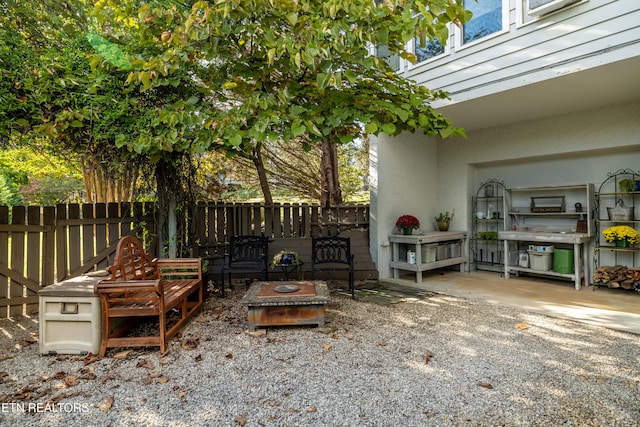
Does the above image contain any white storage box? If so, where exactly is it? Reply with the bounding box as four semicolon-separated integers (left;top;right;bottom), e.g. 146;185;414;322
528;251;552;271
422;244;437;263
39;275;105;355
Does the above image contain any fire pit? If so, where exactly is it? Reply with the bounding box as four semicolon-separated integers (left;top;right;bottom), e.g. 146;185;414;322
240;281;330;331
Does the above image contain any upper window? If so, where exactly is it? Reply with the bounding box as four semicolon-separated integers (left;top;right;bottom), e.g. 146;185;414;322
415;35;445;63
462;0;505;45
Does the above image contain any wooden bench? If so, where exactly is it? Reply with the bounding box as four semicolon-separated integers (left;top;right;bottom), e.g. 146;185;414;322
94;236;204;356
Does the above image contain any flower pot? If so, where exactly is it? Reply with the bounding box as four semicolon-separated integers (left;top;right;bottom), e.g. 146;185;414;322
280;253;295;264
615;239;629;248
437;221;449;232
402;227;412;235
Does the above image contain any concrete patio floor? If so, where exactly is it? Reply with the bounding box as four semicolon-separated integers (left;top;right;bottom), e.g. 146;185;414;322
381;270;640;335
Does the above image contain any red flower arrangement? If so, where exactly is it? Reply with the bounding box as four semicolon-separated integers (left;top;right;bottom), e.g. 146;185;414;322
396;215;420;229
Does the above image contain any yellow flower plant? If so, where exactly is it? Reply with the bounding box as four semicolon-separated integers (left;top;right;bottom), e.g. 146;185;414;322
602;225;640;245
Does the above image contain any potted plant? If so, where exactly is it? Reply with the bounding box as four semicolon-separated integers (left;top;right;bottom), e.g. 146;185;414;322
602;225;640;247
434;210;454;231
269;250;302;268
395;215;420;235
619;178;635;193
269;250;303;280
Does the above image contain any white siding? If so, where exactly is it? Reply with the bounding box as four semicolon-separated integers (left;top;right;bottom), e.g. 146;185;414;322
401;0;640;105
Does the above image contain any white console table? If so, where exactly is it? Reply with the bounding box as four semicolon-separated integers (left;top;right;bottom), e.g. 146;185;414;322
389;231;467;283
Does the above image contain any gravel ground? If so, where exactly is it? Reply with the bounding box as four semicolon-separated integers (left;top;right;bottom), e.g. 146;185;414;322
1;282;639;427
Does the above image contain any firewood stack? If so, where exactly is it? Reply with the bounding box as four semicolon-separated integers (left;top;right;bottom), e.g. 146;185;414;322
592;265;640;290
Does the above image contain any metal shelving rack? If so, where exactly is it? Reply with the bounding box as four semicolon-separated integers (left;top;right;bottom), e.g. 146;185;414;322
593;169;640;291
471;179;505;273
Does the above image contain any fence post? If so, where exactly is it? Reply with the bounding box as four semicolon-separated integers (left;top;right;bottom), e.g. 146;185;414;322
9;206;25;316
42;206;55;286
26;206;41;313
0;206;9;317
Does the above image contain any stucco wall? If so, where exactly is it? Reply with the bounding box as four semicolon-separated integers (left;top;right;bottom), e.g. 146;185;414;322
370;131;438;277
371;100;640;278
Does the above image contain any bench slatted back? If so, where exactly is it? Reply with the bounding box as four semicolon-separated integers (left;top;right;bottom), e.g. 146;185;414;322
106;235;158;281
157;259;202;281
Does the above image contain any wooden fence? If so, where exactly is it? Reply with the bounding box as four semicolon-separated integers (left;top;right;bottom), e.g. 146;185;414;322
0;202;371;318
192;202;370;257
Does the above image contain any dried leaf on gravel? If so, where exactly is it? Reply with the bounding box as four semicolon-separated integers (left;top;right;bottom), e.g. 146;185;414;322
113;350;133;359
157;375;170;384
515;323;528;329
226;353;233;359
141;377;153;385
422;351;434;364
377;340;386;347
82;354;101;365
137;360;154;369
80;372;96;380
307;406;317;413
64;376;80;386
194;354;203;362
235;415;247;426
178;391;187;399
477;381;494;389
53;371;66;379
99;373;115;383
181;336;199;350
99;396;114;412
322;344;332;350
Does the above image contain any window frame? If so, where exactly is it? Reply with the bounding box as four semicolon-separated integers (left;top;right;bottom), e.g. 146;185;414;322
454;0;510;51
407;21;451;70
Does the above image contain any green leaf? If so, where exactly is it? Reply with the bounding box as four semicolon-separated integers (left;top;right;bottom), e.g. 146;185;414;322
418;113;429;128
286;12;298;26
396;107;409;123
381;123;396;134
365;122;378;134
229;134;243;146
378;28;389;45
291;120;306;137
267;48;277;65
317;73;331;89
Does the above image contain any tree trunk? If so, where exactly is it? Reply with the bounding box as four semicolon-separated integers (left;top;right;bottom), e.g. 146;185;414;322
155;156;181;257
319;136;342;208
252;144;273;204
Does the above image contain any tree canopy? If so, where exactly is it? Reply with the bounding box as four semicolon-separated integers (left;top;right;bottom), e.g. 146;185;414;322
91;0;469;206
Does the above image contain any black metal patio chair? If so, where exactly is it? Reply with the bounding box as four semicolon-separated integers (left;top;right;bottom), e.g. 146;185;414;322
220;235;269;297
311;236;355;299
